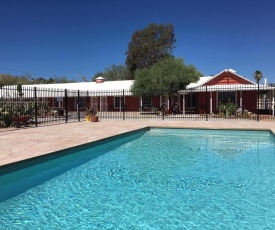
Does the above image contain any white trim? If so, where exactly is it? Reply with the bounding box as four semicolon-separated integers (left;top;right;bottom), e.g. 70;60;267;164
114;96;124;110
240;91;243;108
180;84;273;93
182;96;185;114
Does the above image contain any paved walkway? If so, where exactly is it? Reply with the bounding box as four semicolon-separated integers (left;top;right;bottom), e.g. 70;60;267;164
1;119;274;166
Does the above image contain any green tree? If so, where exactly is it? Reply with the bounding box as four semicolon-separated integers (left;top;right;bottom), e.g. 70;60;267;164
131;58;202;95
92;64;131;81
47;77;55;83
35;77;47;84
253;70;263;84
126;23;176;77
0;74;31;86
0;73;75;86
51;76;75;83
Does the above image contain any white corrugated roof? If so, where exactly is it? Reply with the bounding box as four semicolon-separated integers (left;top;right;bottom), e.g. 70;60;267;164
7;69;262;93
24;80;135;91
186;76;213;89
26;77;216;91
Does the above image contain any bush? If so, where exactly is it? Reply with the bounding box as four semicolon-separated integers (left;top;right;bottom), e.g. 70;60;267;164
219;101;237;117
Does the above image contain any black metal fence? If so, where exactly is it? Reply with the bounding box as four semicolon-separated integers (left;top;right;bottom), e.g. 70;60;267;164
1;84;275;129
0;86;80;129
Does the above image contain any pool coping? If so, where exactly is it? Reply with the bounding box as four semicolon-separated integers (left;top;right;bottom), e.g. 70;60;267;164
0;127;150;176
1;125;274;176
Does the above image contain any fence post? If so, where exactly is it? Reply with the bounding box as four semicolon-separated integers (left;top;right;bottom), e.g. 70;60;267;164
123;89;125;120
206;86;208;121
273;88;275;117
162;93;165;120
34;87;38;127
77;90;80;122
257;83;259;121
65;89;68;123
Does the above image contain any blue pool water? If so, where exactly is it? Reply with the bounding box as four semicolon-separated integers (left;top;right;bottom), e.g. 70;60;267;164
1;128;275;229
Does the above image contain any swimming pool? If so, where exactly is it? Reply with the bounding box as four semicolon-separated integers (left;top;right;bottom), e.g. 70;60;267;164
1;128;275;229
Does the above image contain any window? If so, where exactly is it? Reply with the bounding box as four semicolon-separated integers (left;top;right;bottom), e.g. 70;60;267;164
54;97;63;108
114;97;124;108
218;92;235;105
141;96;152;108
186;93;197;108
76;97;85;109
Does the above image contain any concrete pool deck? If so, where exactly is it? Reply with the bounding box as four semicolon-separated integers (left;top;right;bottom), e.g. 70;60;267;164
1;119;275;166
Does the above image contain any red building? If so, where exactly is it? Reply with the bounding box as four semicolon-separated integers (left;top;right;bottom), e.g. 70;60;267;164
180;69;270;115
7;69;273;117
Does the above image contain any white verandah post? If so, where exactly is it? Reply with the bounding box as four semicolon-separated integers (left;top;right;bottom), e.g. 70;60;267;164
100;96;102;112
240;91;243;108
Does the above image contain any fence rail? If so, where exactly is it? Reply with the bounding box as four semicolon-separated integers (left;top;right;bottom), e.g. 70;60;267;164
1;84;275;129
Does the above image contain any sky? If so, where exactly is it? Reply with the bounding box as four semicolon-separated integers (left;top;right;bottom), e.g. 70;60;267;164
0;0;275;83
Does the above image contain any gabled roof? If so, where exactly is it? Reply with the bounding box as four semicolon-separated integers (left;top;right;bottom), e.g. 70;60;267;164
186;69;255;89
203;69;255;86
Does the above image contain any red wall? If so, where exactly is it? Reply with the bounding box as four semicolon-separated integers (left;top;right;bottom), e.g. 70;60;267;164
197;91;258;114
105;96;140;111
197;92;208;113
242;91;257;113
45;90;258;114
125;96;140;111
205;71;252;85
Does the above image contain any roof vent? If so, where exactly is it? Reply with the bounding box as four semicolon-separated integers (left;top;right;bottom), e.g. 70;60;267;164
95;76;105;83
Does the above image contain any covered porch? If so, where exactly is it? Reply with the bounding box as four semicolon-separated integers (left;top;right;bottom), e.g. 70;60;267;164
179;84;275;117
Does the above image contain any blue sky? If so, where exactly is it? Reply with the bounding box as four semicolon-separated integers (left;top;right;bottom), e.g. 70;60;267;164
0;0;274;83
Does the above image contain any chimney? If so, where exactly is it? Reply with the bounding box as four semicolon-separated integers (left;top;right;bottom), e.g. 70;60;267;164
95;76;105;83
